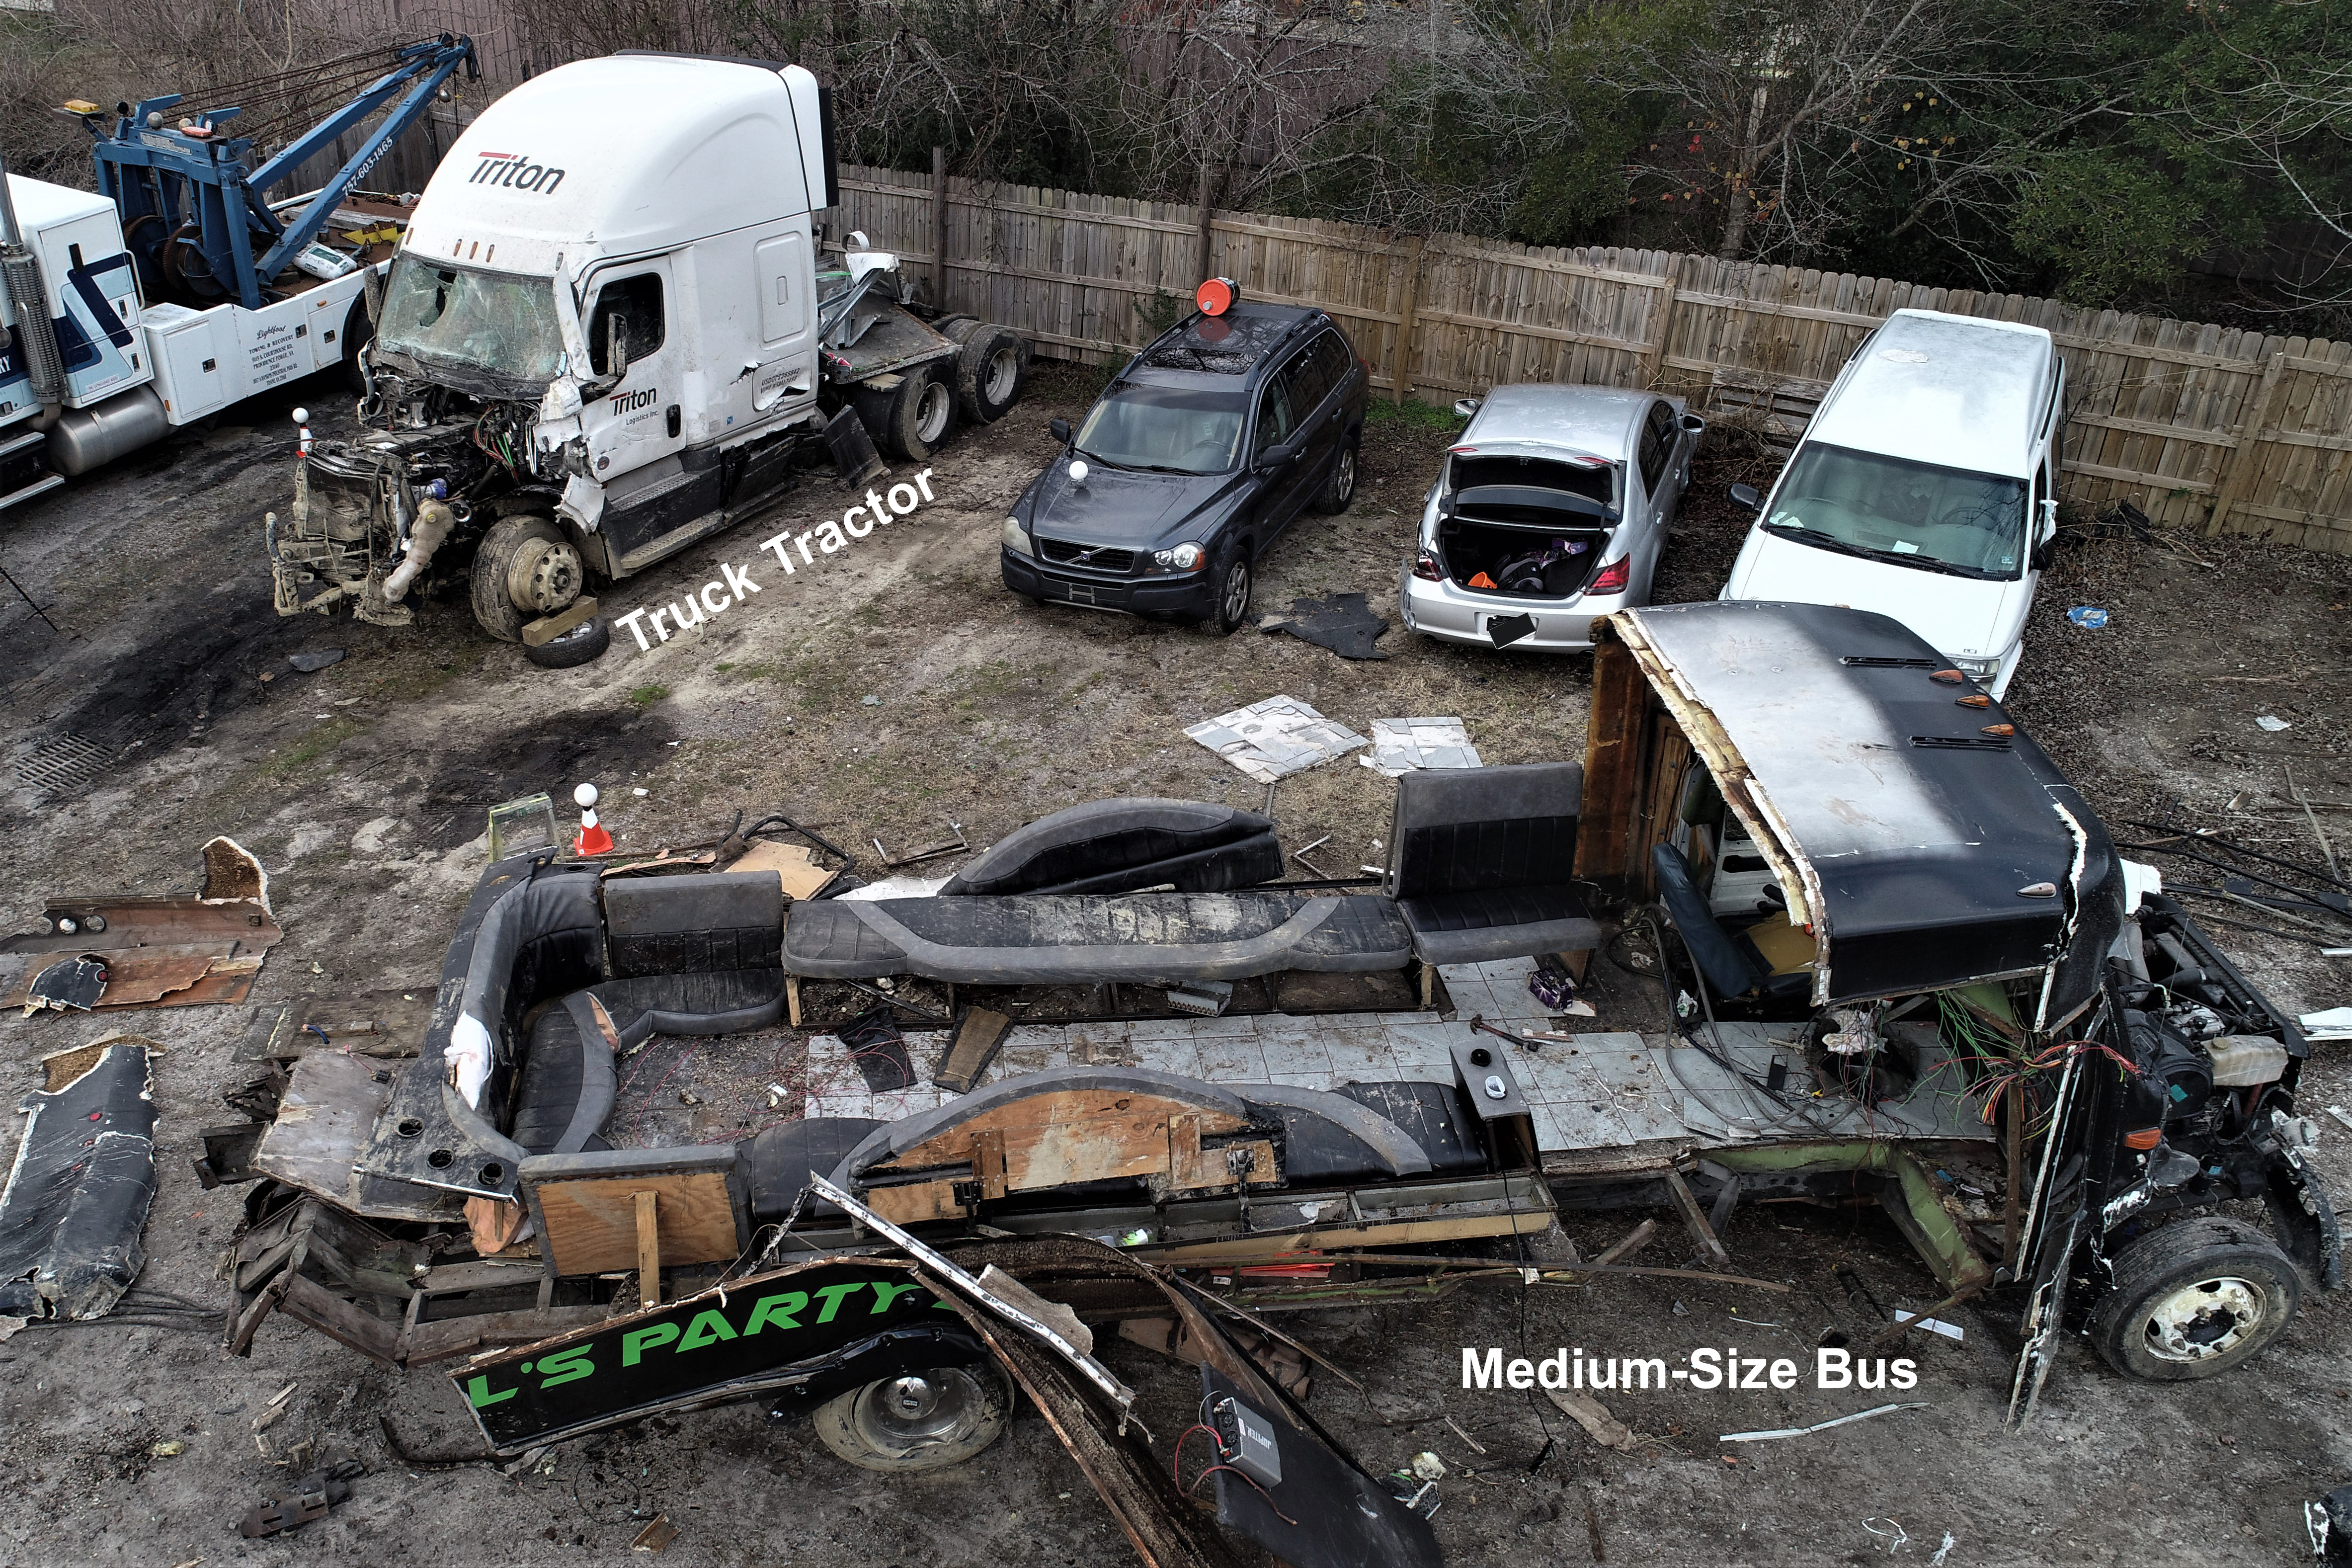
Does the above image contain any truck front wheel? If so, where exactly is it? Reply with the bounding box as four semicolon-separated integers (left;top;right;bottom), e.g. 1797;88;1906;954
471;514;583;643
2088;1217;2301;1381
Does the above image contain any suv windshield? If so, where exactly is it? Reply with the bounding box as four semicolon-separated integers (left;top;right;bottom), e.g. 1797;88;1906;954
1073;386;1248;474
375;256;567;396
1763;443;2026;579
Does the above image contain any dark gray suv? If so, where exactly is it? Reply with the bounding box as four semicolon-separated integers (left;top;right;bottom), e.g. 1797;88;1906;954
1000;301;1368;632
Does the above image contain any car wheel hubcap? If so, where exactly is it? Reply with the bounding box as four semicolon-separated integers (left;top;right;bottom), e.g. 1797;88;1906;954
985;346;1019;403
1336;448;1355;499
1223;562;1249;622
2141;1275;2265;1361
916;382;951;442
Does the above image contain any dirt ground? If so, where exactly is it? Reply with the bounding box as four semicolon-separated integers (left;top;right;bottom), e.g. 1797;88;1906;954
2;358;2349;1568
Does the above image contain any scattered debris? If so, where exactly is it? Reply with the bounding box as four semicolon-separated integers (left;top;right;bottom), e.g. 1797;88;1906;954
631;1515;681;1554
729;839;840;899
150;1440;184;1458
2258;714;2293;732
0;1040;159;1319
286;648;346;673
1443;1416;1488;1456
2310;1482;2352;1563
485;793;560;860
1184;695;1368;782
1410;1450;1448;1482
1165;979;1234;1017
0;838;282;1011
934;1007;1013;1094
1863;1517;1910;1553
874;820;968;868
1719;1402;1930;1443
237;1461;362;1538
1892;1310;1964;1341
1257;591;1390;660
2065;607;2108;629
1360;717;1482;777
2300;1007;2352;1042
22;954;107;1013
1928;1531;1958;1566
838;1005;915;1091
2326;1106;2352;1136
1545;1389;1638;1451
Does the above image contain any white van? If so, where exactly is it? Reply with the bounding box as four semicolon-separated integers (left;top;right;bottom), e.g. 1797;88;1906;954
1718;308;2064;697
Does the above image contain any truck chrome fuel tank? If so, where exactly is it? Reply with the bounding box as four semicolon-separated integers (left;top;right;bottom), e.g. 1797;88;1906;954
48;385;170;475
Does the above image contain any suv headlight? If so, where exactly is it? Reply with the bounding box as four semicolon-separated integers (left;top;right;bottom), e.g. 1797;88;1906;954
1950;655;2000;680
1147;542;1205;573
1001;515;1033;557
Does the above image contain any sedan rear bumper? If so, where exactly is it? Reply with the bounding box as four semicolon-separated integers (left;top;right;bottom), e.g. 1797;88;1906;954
1396;560;1623;651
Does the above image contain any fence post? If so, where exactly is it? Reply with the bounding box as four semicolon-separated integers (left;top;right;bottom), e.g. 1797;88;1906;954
1391;235;1424;406
931;147;949;308
1641;270;1680;388
2206;349;2286;536
1195;165;1215;285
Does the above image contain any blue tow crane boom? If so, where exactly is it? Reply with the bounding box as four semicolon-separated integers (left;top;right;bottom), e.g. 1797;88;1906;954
85;34;477;310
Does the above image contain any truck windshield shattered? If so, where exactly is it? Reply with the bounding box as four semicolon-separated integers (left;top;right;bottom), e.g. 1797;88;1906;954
374;256;567;394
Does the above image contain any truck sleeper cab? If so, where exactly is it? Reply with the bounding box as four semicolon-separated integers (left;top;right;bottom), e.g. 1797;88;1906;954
271;52;1029;649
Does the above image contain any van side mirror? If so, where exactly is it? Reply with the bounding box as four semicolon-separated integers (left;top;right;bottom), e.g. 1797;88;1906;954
1256;437;1300;473
1729;483;1763;512
1681;413;1705;436
1453;397;1482;420
606;316;631;382
1049;417;1072;444
2031;536;2057;572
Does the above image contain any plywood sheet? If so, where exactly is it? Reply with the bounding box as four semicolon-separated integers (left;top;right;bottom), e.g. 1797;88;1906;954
535;1171;740;1276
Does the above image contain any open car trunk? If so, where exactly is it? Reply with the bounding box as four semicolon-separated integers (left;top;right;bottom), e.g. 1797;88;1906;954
1435;517;1610;598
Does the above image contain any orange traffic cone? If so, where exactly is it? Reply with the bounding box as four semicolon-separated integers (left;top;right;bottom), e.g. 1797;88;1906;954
573;783;614;856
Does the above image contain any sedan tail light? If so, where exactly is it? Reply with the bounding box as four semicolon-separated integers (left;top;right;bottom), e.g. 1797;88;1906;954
1589;557;1631;594
1412;549;1444;582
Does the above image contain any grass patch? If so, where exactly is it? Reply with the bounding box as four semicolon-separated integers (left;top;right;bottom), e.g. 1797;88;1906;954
1366;396;1467;434
629;684;670;708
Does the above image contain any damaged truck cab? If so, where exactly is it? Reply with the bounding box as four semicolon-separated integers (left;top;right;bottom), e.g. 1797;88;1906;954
269;52;1027;648
1579;601;2334;1410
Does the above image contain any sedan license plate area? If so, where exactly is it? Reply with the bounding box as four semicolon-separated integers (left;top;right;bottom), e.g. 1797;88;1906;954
1483;612;1537;648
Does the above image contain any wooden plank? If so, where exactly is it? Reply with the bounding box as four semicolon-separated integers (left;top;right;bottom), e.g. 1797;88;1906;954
1392;235;1423;405
635;1189;661;1308
2062;457;2214;493
2068;412;2238;447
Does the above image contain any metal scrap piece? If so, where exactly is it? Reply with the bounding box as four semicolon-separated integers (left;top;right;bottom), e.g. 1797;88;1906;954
0;837;282;1010
25;954;107;1012
0;1042;159;1319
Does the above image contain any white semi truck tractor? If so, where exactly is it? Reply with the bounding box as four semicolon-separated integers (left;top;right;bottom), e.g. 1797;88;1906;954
268;52;1030;661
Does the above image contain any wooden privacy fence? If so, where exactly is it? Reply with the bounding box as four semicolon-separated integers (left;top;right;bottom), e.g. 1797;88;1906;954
834;162;2352;555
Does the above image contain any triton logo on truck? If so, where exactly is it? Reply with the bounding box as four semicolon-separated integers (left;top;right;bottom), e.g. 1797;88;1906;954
611;387;658;415
468;151;566;193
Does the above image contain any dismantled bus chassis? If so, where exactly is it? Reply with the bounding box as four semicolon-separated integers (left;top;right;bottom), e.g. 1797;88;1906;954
267;244;1002;644
211;602;2334;1562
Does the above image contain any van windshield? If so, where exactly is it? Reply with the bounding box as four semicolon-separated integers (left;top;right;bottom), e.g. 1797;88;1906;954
1073;386;1248;474
1763;443;2026;579
374;256;567;396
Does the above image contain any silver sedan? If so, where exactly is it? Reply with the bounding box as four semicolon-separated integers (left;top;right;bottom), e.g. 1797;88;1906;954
1397;384;1701;652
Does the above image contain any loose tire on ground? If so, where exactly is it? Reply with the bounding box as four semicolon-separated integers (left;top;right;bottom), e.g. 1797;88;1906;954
2088;1216;2301;1381
811;1363;1013;1474
1207;541;1253;636
955;325;1026;424
1309;431;1360;514
853;368;957;461
470;514;580;643
524;614;611;669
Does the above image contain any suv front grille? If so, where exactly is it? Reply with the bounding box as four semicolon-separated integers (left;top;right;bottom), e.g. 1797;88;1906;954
1037;538;1137;574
